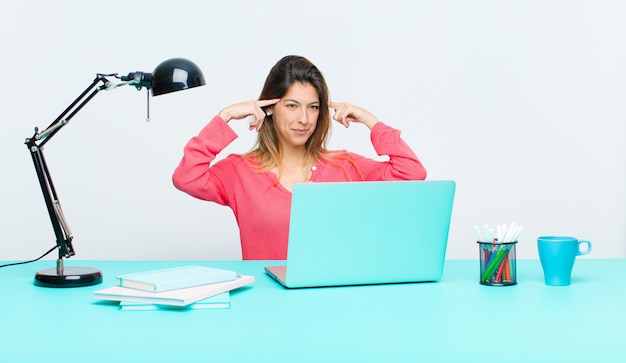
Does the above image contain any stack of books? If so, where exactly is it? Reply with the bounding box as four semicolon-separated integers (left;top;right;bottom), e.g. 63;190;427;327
93;265;254;311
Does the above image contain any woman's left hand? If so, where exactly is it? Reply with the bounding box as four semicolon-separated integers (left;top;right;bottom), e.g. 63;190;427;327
329;101;379;130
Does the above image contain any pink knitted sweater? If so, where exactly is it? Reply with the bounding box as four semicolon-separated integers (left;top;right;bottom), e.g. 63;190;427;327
172;115;426;260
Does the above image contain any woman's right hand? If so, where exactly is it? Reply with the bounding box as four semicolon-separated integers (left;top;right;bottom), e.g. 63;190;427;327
218;99;280;132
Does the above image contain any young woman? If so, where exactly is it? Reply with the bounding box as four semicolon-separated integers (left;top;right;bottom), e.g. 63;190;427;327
172;55;427;260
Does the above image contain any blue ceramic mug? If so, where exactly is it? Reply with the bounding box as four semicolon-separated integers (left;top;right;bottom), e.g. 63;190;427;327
537;236;592;286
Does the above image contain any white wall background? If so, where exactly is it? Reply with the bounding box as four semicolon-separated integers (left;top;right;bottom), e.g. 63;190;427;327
1;0;624;262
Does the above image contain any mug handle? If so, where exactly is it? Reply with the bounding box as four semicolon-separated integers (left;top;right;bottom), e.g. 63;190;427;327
578;240;592;256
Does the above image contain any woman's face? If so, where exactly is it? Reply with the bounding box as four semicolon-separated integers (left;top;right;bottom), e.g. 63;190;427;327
270;82;319;151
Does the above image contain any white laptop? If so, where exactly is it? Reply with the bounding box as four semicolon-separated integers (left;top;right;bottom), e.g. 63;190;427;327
265;180;456;288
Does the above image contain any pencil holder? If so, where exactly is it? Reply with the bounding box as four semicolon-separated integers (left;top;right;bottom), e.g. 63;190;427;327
478;241;517;286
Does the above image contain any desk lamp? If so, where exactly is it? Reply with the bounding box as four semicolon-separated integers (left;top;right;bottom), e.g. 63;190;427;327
24;58;205;288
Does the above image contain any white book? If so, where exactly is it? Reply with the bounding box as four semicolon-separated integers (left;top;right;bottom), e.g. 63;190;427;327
95;275;254;307
119;292;231;311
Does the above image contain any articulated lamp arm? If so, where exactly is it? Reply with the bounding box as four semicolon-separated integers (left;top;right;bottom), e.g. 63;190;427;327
22;58;205;288
24;75;110;260
24;72;156;260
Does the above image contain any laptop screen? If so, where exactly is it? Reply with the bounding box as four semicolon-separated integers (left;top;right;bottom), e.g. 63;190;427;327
269;180;456;288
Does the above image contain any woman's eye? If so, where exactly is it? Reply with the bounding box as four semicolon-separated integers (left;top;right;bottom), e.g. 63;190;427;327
286;103;297;108
310;105;319;110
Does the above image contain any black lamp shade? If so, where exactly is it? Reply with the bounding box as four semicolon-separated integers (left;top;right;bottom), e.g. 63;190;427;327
151;58;206;96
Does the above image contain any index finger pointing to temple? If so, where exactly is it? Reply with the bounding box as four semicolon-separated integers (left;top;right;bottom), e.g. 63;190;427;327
257;98;280;107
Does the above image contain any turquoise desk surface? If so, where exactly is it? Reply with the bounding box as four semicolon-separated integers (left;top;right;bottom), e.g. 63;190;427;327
1;259;624;362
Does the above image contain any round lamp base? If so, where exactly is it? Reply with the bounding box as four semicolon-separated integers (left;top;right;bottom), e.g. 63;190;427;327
34;266;103;288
